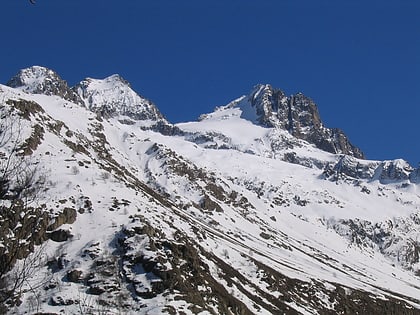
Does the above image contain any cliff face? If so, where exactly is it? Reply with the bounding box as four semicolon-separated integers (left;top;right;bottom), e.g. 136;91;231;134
248;84;364;158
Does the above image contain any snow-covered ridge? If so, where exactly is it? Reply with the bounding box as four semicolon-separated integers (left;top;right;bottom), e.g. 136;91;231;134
6;66;168;126
73;74;166;123
6;66;83;104
7;66;55;91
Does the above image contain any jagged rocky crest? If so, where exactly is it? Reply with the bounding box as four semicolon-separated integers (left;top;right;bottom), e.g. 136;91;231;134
246;84;364;158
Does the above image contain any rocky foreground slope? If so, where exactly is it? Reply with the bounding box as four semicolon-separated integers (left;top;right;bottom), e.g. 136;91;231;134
0;66;419;314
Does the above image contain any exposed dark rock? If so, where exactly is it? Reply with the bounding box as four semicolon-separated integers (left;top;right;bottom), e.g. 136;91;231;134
146;120;183;136
86;285;106;295
0;203;49;278
66;269;83;283
47;207;77;231
48;229;72;242
119;223;255;314
200;194;224;212
46;256;66;272
20;124;44;155
248;84;364;158
6;99;45;120
49;296;75;306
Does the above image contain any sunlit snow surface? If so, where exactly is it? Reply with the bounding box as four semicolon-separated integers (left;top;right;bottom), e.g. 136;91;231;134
1;83;420;314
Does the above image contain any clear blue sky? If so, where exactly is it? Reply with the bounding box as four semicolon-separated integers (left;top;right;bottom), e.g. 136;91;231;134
1;0;419;166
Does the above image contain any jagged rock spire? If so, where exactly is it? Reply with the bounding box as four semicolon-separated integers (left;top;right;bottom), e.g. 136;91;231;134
248;84;364;158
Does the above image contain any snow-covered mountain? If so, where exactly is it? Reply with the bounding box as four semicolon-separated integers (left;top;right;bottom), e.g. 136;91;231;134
6;66;83;105
73;74;165;123
0;66;419;314
223;84;365;159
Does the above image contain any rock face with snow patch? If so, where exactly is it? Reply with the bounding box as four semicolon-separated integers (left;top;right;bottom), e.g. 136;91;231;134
6;66;83;105
323;155;419;184
376;159;414;182
247;84;364;158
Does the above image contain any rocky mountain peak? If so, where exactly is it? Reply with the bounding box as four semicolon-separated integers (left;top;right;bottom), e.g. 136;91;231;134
246;84;364;158
7;66;56;89
6;66;83;105
73;74;167;123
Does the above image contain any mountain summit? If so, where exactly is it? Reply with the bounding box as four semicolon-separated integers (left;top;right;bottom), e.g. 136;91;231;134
230;84;364;158
0;67;419;314
73;74;166;123
7;66;172;131
6;66;83;105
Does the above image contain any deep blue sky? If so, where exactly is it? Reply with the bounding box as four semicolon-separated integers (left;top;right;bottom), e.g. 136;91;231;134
1;0;419;166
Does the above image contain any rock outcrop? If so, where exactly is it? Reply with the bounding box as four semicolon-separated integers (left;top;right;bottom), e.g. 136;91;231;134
248;84;364;158
7;66;83;105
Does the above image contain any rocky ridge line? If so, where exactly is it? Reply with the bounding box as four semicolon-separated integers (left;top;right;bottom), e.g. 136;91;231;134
247;84;364;158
